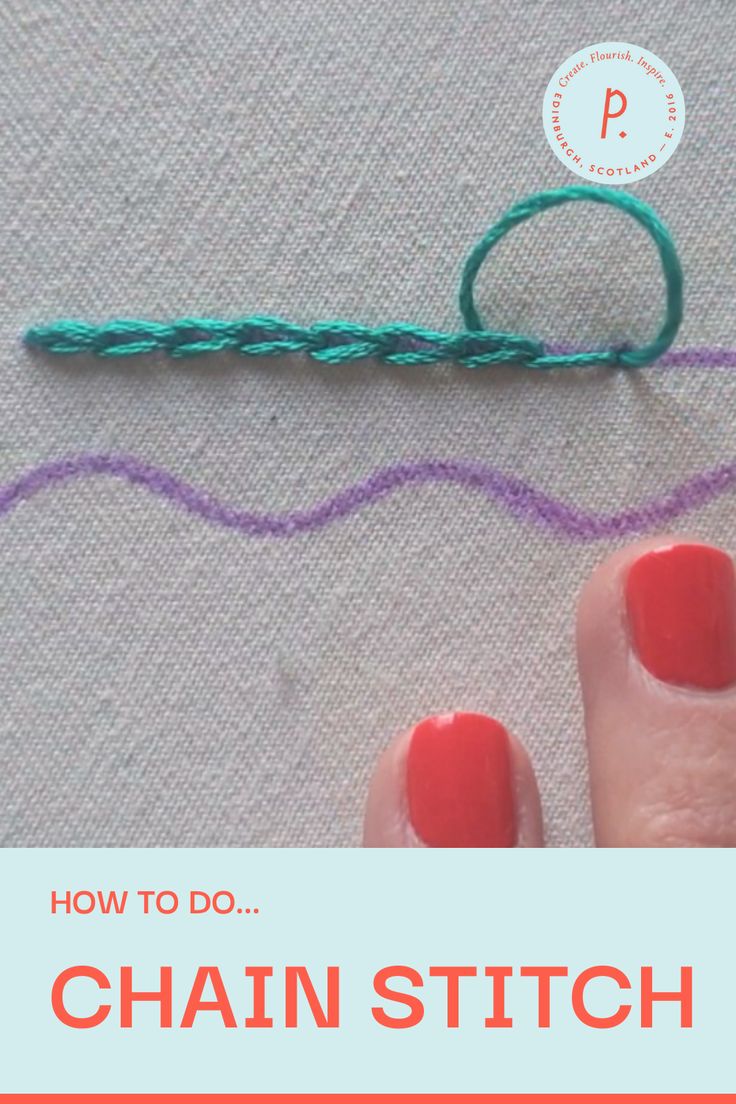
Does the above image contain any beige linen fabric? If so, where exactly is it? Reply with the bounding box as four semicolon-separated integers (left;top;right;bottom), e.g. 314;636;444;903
1;0;734;846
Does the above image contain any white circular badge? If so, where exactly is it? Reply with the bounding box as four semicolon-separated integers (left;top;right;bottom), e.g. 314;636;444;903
543;42;684;183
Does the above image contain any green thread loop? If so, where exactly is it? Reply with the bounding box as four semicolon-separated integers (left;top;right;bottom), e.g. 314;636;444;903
25;185;683;370
458;185;683;370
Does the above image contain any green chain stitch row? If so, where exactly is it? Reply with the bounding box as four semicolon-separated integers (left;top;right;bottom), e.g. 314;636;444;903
25;185;683;371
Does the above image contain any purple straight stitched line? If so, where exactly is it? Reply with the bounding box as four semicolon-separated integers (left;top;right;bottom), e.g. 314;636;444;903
544;346;736;368
657;348;736;368
1;453;736;541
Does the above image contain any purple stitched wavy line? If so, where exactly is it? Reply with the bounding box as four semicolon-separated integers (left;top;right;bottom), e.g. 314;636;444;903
1;452;736;541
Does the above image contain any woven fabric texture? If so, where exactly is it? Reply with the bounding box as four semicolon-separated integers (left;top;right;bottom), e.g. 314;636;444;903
1;0;734;846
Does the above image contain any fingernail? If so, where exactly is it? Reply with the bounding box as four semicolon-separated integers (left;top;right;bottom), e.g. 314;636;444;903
626;543;736;690
406;712;516;847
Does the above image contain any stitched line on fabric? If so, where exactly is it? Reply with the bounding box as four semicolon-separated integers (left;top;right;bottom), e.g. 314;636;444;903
24;186;684;371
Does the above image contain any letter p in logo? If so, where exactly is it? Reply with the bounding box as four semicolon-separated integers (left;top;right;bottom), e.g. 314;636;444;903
544;42;684;183
601;87;628;138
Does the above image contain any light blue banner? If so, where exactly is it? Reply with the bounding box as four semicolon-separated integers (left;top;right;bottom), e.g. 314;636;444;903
0;849;732;1094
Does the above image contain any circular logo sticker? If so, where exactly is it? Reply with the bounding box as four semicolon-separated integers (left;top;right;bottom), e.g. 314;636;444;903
543;42;684;183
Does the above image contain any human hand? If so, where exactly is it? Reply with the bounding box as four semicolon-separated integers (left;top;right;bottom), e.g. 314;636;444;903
364;536;736;847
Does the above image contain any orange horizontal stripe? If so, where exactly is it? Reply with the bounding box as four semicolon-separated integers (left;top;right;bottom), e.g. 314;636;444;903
5;1096;736;1103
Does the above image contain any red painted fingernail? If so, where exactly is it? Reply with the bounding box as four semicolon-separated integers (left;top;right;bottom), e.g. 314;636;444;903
626;543;736;690
406;712;516;847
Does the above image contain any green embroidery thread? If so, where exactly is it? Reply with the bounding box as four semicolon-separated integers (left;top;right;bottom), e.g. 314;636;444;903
25;185;683;370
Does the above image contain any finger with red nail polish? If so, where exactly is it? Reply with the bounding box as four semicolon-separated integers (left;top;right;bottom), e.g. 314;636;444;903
363;711;543;847
626;543;736;691
578;536;736;847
